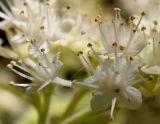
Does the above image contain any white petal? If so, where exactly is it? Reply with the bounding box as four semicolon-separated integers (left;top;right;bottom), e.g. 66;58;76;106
141;65;160;75
60;18;75;33
91;92;112;111
0;20;12;30
52;77;72;87
0;11;10;20
119;86;142;109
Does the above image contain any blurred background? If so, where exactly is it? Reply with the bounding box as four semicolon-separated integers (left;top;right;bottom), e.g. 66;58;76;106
0;0;160;124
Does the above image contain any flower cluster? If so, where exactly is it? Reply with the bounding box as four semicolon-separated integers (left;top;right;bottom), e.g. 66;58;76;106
0;0;160;121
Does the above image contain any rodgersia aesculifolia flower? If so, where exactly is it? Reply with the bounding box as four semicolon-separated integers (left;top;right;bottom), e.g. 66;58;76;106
0;0;160;121
7;39;72;94
75;9;148;119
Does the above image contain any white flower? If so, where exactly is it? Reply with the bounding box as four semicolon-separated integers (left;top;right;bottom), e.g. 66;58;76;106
140;27;160;74
0;0;76;45
76;43;143;119
7;39;72;94
95;9;146;57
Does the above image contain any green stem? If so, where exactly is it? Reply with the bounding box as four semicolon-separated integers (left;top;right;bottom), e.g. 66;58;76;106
60;89;89;120
38;86;54;124
61;108;104;124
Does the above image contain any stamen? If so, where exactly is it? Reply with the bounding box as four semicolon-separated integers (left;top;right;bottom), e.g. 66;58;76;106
7;62;34;81
77;51;94;72
87;43;102;62
110;97;117;120
123;12;145;56
0;1;12;16
9;81;29;87
11;61;43;81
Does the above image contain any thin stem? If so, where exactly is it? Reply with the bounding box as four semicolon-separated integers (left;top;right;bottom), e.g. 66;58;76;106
38;85;54;124
59;89;89;120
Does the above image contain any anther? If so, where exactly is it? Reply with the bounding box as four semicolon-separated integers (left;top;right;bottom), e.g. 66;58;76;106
114;8;121;12
87;43;92;47
120;23;124;26
19;10;24;15
40;48;45;52
23;2;27;6
148;75;154;81
81;31;85;35
153;20;158;25
77;51;83;56
129;16;136;21
119;45;125;51
40;26;45;30
115;88;120;93
112;42;117;47
9;81;15;86
10;61;16;66
141;11;146;16
66;5;71;10
7;64;13;69
129;56;133;61
141;26;146;31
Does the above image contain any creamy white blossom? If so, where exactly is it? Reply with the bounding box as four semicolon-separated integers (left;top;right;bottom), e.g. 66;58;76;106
76;43;143;119
7;39;72;94
0;0;79;46
140;27;160;75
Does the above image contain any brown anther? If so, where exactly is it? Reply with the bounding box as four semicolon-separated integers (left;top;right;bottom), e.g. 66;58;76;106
152;28;157;32
115;88;120;93
66;5;71;10
112;42;117;47
40;48;45;52
77;51;83;56
141;11;146;16
87;43;92;47
23;2;27;6
129;16;136;21
95;18;98;22
120;23;124;26
81;31;85;35
132;29;137;33
153;20;158;25
40;26;45;30
119;45;125;51
141;26;146;31
148;75;154;81
129;56;133;61
19;10;24;15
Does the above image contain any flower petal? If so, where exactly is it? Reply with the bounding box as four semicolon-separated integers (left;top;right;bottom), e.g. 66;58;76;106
119;86;142;109
52;77;72;87
141;65;160;75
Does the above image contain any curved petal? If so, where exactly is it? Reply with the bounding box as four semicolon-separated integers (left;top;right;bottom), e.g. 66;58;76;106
119;86;142;109
91;92;113;111
141;65;160;75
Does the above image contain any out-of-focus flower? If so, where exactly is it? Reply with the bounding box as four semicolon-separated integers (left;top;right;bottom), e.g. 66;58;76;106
7;39;72;94
76;47;142;119
0;0;82;47
140;27;160;75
